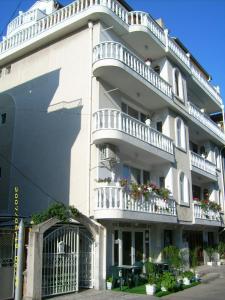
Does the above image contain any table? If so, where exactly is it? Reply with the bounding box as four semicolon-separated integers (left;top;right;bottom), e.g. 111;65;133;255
116;265;142;289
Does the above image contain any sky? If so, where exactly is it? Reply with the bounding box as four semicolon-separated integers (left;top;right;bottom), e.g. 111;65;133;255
0;0;225;103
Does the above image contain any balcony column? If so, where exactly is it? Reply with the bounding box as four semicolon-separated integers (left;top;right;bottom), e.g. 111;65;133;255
164;28;169;52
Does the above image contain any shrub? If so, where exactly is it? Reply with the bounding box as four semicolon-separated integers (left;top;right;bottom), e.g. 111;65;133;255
161;272;176;291
217;242;225;259
163;246;182;271
182;271;194;280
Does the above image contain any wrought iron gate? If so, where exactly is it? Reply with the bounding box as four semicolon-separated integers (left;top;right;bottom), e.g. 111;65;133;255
42;224;93;297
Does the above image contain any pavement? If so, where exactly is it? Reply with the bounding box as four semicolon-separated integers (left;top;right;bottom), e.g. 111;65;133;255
48;265;225;300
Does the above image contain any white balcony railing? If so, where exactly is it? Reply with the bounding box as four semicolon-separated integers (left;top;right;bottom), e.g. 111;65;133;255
0;0;222;106
93;109;174;155
95;186;177;216
168;38;190;68
194;203;221;222
190;151;217;177
191;65;222;106
129;11;166;45
93;42;173;99
188;102;225;141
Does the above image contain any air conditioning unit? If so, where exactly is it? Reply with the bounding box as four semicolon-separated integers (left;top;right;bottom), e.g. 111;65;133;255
99;144;119;165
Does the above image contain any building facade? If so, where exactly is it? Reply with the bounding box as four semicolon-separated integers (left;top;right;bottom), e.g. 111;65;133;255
0;0;224;298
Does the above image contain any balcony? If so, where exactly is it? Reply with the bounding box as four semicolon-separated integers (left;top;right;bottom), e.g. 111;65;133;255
190;151;217;181
93;109;175;163
94;186;177;223
93;42;173;109
193;203;222;227
187;102;225;143
0;0;222;107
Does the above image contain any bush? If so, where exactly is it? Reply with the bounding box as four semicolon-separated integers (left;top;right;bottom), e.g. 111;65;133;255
163;246;182;271
182;271;194;280
161;272;176;291
217;242;225;259
204;246;215;261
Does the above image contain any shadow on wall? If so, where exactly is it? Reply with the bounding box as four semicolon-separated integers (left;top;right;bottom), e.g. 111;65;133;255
0;69;83;217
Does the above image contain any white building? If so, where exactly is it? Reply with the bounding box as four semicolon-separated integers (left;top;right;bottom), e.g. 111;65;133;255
0;0;224;298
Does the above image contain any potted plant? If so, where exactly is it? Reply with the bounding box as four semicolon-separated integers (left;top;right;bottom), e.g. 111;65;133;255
204;246;215;266
217;242;225;265
106;276;113;290
161;272;176;292
145;274;156;295
182;271;194;285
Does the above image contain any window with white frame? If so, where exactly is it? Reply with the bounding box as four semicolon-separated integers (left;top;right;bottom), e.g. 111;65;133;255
173;68;184;100
179;172;189;204
122;165;150;184
175;117;186;150
121;102;147;124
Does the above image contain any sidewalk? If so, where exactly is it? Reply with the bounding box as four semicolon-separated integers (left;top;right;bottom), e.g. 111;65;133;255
48;265;225;300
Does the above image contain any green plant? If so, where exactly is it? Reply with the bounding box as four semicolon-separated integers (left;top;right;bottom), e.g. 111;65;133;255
217;242;225;259
145;261;156;275
190;248;198;271
204;246;215;261
161;272;176;291
163;246;182;271
31;202;80;225
106;276;113;283
182;271;194;280
96;177;112;184
148;274;156;285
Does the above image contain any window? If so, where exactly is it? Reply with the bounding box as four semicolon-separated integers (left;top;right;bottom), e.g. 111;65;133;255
164;230;173;247
121;102;147;124
1;113;6;124
156;121;163;133
190;142;198;154
192;185;201;200
175;118;186;150
203;189;209;200
173;68;183;100
0;167;1;178
179;172;189;204
123;165;150;185
114;230;119;266
154;65;160;74
159;177;165;188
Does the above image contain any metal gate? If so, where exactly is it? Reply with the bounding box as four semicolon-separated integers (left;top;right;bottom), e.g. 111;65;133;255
42;224;93;297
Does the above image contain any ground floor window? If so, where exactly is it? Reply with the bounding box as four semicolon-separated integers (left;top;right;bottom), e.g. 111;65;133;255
113;229;150;265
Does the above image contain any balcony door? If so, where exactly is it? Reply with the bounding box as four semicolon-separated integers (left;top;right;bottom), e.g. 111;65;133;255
114;230;147;266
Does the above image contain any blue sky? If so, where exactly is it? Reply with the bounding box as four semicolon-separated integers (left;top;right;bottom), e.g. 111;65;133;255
1;0;225;104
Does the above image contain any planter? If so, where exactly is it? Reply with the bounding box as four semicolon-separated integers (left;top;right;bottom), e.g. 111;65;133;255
217;261;222;266
195;273;200;281
145;284;156;295
106;282;112;290
183;277;190;286
161;286;167;292
207;261;213;266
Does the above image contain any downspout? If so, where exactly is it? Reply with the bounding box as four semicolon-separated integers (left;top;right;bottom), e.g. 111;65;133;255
88;20;94;217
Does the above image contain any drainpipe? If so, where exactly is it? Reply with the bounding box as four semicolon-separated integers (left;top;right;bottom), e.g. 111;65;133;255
88;20;94;217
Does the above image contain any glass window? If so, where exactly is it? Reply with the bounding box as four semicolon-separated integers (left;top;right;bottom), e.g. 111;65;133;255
123;165;130;181
122;231;132;265
140;113;147;123
1;113;6;124
131;167;141;184
121;102;127;113
164;230;173;247
135;232;143;262
177;119;181;147
159;177;165;188
128;106;139;120
175;70;179;96
143;170;150;184
193;185;201;200
203;189;209;200
157;121;163;133
176;118;186;150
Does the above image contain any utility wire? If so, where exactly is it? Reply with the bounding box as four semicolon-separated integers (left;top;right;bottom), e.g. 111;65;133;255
0;0;24;37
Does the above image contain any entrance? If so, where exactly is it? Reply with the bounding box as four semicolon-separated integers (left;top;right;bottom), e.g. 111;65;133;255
184;231;204;263
42;224;93;297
